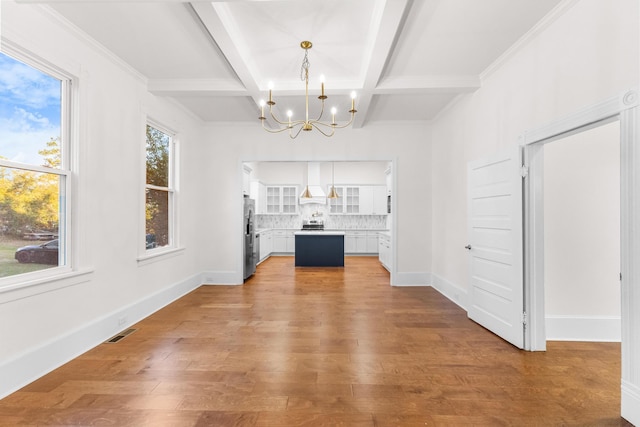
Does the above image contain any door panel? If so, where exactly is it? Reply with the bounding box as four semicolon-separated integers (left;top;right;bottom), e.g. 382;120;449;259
467;147;524;348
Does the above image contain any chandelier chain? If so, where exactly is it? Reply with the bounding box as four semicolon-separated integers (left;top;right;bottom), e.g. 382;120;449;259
300;49;310;82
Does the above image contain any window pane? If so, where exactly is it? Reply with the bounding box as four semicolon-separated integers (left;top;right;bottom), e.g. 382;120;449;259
0;167;62;277
0;52;62;168
146;125;170;187
145;188;169;249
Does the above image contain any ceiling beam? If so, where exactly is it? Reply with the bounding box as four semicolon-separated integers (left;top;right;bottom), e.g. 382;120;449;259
16;0;274;3
148;78;248;97
190;1;287;128
374;75;481;94
352;0;411;129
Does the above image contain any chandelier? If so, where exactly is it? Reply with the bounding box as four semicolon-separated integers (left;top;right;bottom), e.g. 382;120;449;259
259;41;357;139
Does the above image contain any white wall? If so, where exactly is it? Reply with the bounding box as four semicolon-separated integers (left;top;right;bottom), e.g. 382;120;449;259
430;0;638;422
199;122;432;283
248;161;387;188
544;121;620;316
431;0;638;300
0;2;209;396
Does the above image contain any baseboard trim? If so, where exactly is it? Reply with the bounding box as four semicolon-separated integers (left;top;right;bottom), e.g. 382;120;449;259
431;273;468;310
392;272;430;287
622;380;640;425
0;273;202;399
200;271;241;285
545;315;621;342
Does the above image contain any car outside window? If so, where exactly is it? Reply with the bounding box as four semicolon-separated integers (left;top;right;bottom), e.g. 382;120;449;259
0;50;70;282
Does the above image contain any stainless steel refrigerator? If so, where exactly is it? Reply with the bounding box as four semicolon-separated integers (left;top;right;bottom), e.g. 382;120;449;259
243;197;256;280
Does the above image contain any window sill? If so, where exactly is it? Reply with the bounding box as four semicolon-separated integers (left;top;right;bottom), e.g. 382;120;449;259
137;246;185;266
0;268;94;304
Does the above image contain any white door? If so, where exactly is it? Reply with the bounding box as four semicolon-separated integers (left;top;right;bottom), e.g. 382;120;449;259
467;146;524;348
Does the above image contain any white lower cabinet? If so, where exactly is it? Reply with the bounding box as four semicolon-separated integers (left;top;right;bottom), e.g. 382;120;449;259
345;230;380;254
378;233;391;271
259;230;272;261
272;230;295;254
273;230;287;253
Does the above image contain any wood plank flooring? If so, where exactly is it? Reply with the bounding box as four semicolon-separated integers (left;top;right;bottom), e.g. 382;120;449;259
0;256;631;426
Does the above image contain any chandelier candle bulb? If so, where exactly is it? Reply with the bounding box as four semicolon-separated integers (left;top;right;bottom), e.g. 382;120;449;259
268;82;274;105
331;107;337;125
320;75;325;98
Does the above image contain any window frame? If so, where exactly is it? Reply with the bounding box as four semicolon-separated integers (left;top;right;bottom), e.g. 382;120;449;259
0;45;74;291
140;120;179;260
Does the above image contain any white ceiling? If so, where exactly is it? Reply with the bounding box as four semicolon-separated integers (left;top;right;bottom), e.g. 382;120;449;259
35;0;563;127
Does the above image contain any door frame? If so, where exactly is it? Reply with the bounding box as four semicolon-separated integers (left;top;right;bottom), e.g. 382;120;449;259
521;89;640;422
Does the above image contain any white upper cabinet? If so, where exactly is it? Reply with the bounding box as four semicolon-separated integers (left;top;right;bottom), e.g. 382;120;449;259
250;180;266;214
356;185;387;215
266;185;298;214
329;185;387;215
243;164;252;196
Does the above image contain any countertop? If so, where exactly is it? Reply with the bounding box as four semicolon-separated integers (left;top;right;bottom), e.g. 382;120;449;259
294;231;346;236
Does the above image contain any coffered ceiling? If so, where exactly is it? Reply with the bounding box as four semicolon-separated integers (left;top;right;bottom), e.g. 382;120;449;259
22;0;563;127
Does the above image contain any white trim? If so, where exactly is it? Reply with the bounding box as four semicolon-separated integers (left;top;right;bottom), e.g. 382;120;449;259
38;5;147;85
136;246;185;266
201;271;242;285
431;273;468;311
620;104;640;426
391;272;430;287
522;90;640;423
622;380;640;425
545;316;621;342
480;0;581;81
0;269;93;305
0;272;202;399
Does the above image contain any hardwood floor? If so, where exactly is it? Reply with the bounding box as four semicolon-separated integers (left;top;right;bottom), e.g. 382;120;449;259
0;256;630;426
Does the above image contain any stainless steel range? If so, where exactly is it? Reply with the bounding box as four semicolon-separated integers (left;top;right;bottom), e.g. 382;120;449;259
301;218;324;231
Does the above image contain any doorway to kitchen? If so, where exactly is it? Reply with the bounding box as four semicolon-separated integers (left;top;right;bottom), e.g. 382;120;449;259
241;160;394;285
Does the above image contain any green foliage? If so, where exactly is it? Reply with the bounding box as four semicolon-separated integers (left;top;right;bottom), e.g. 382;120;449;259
0;138;60;236
145;125;170;246
146;126;169;187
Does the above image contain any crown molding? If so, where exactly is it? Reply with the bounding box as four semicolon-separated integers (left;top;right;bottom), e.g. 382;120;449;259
37;4;147;85
479;0;581;82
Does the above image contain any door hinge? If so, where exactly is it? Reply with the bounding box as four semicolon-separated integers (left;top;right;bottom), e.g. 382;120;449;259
522;311;528;326
521;165;529;178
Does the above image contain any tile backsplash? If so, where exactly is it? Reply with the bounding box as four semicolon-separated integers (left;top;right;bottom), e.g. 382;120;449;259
256;203;387;230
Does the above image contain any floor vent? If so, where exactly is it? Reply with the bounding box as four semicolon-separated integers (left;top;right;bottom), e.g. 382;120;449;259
105;328;137;343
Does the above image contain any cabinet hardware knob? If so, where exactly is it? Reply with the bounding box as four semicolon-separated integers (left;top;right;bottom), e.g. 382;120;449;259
465;245;472;250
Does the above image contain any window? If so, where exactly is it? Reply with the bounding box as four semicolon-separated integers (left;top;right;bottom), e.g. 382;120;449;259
145;123;175;251
0;50;70;281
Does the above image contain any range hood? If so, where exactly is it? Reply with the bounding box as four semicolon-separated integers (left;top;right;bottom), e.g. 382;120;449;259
300;162;327;205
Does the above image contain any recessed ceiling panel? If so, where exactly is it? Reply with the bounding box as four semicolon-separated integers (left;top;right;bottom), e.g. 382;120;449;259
175;95;258;122
367;93;459;122
385;0;562;77
50;2;238;80
220;0;376;88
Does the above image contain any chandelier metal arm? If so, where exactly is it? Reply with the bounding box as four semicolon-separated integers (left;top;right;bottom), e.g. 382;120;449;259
258;41;357;139
289;125;304;139
261;120;294;134
310;122;335;137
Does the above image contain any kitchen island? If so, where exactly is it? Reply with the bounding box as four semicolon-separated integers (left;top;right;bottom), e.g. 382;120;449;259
294;231;345;267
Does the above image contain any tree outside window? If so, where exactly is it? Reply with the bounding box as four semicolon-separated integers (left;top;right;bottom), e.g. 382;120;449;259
0;50;67;280
145;124;173;250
